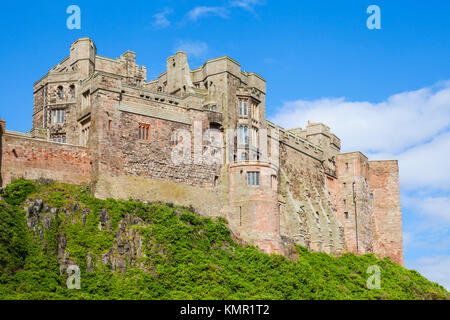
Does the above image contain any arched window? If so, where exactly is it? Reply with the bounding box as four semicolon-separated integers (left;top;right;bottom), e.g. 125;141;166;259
57;86;63;100
69;85;75;99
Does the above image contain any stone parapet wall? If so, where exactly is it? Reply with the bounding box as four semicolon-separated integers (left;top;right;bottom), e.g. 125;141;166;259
0;131;91;188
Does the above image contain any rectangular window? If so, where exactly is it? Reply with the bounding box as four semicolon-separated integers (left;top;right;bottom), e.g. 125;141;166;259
52;109;65;124
239;125;248;144
247;172;260;186
238;100;248;117
139;124;150;142
170;132;181;146
344;212;349;219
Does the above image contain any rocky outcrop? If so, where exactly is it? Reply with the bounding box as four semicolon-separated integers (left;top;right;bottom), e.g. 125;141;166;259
24;197;147;274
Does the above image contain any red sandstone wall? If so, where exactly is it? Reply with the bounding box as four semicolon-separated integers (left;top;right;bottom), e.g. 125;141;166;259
335;152;374;255
1;132;91;187
228;162;283;255
369;160;403;265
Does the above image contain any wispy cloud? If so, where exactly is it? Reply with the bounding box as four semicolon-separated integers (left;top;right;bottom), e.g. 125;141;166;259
153;8;172;28
186;0;264;22
230;0;264;12
187;6;229;21
173;40;209;58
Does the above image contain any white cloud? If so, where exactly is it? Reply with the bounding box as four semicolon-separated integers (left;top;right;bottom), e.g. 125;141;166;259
173;40;209;58
270;82;450;155
270;81;450;192
397;132;450;191
187;6;229;21
153;8;172;28
407;255;450;290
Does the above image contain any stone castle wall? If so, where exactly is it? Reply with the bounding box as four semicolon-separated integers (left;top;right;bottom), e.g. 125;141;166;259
0;131;91;187
0;37;404;265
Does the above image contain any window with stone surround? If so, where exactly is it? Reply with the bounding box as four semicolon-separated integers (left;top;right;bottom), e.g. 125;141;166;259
52;109;65;124
239;125;248;144
239;99;248;117
52;134;66;144
139;123;150;142
70;85;75;99
247;171;260;186
57;86;63;100
170;132;182;146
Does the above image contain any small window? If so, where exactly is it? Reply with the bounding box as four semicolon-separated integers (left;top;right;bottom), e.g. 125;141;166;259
346;162;349;169
238;99;248;117
343;183;347;189
239;125;248;144
70;85;75;99
344;212;349;219
139;124;150;142
108;120;112;131
247;172;260;186
170;132;182;146
57;86;63;99
52;109;65;124
370;193;374;200
343;199;346;206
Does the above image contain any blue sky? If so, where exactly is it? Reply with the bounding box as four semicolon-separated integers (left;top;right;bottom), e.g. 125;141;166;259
0;1;449;289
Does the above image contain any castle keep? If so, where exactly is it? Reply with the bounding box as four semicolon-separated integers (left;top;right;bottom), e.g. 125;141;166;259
0;38;403;265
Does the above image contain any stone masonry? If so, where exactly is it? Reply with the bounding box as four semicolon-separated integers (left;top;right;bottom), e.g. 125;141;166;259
0;38;403;265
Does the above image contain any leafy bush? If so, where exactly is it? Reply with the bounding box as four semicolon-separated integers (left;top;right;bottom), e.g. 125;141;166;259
0;179;448;300
1;178;36;206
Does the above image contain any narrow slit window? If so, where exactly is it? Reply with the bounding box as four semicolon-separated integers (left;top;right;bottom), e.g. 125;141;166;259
139;123;150;142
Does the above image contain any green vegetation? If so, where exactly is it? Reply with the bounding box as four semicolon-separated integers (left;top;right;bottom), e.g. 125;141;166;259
0;179;448;300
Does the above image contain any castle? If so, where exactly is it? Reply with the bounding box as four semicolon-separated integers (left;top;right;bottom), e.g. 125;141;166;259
0;38;403;265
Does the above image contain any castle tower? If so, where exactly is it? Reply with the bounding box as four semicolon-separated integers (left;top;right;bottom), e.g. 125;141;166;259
228;160;283;254
69;37;96;78
166;51;194;95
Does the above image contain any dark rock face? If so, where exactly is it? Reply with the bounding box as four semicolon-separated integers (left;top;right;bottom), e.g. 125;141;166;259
24;197;146;274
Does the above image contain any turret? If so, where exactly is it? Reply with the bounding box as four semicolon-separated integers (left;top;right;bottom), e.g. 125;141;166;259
69;37;97;78
166;51;194;95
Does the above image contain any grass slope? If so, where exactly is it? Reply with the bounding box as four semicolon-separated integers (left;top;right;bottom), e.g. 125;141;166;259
0;178;448;300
